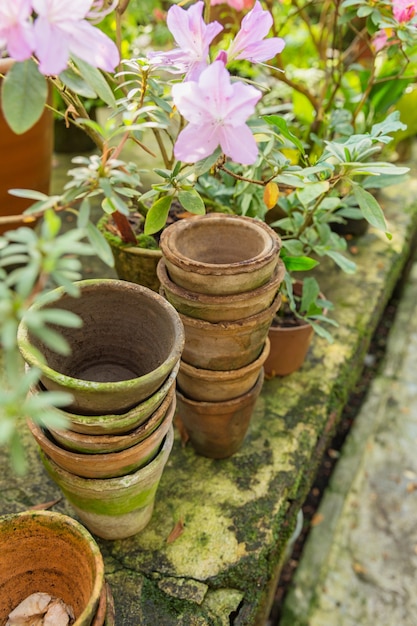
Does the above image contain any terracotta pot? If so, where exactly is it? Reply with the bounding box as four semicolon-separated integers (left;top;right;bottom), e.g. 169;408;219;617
0;510;105;626
40;425;174;540
47;382;176;454
0;58;53;234
98;215;162;292
159;214;281;295
176;370;264;459
179;291;281;370
177;339;270;402
27;396;175;478
264;321;314;377
17;279;184;414
158;258;285;322
33;360;180;436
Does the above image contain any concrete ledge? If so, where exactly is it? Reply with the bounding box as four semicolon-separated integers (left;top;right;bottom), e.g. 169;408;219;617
1;157;417;625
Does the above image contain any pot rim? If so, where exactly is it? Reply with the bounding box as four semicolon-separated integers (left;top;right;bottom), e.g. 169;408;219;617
157;259;285;305
159;214;281;276
179;338;270;382
17;279;184;393
176;369;264;410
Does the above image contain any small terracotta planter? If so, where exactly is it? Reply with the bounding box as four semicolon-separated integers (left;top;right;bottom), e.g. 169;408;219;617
27;396;175;478
177;339;270;402
47;383;176;454
40;426;174;540
179;292;281;370
0;510;105;626
98;215;162;292
176;371;264;459
17;279;184;414
264;321;314;377
33;360;180;436
158;258;285;322
159;214;281;295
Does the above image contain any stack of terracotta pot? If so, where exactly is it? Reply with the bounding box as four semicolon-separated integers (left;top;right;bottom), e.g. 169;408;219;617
157;213;284;459
18;279;184;540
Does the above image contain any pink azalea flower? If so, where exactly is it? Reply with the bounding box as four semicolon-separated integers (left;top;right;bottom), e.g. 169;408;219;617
32;0;119;75
211;0;255;10
226;1;285;63
0;0;35;62
172;60;262;165
393;0;417;22
147;1;223;80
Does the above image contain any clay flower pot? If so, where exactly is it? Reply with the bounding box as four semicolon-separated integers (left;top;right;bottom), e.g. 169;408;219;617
159;213;281;296
176;371;264;459
177;339;270;402
98;215;162;292
32;360;180;436
0;510;105;626
179;292;281;370
17;279;184;414
158;258;285;322
0;58;53;234
40;426;175;540
47;383;176;454
264;322;315;377
27;396;175;478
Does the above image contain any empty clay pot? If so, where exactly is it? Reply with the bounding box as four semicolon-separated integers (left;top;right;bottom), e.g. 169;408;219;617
40;425;175;540
28;396;175;478
179;292;281;370
17;279;184;414
177;339;270;402
264;321;314;377
176;371;264;459
159;214;281;295
0;510;105;626
47;383;176;454
158;258;285;322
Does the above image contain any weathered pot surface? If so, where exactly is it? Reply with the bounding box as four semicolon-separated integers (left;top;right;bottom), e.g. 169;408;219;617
180;292;281;370
40;425;174;540
48;383;176;454
264;321;314;377
34;360;180;436
158;258;285;322
0;510;105;626
176;370;264;459
27;396;175;478
98;215;162;292
177;338;270;402
17;279;184;414
159;214;281;295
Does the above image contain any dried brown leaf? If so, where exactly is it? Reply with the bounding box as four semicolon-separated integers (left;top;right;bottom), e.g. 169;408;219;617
167;519;184;544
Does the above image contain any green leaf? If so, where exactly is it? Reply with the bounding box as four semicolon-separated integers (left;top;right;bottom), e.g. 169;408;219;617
59;67;97;98
2;60;48;133
145;196;173;235
263;115;306;155
178;190;205;215
296;181;329;208
72;57;117;108
86;222;115;267
282;255;319;272
325;250;357;274
352;185;388;233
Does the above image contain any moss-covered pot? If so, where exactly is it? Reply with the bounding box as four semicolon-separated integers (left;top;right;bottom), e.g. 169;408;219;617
17;279;184;414
27;396;175;478
0;510;105;626
176;371;264;459
159;214;281;296
158;258;285;322
177;339;270;402
40;426;175;540
47;383;176;454
98;215;162;292
32;360;180;436
179;292;281;370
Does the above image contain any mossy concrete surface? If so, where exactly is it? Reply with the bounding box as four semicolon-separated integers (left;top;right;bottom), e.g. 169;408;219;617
1;155;417;625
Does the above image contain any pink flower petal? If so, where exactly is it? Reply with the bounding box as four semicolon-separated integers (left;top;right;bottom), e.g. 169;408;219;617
227;1;285;62
174;123;219;162
218;123;259;164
